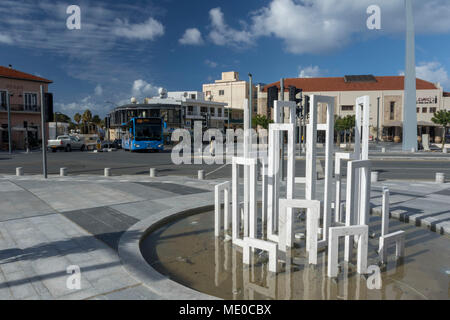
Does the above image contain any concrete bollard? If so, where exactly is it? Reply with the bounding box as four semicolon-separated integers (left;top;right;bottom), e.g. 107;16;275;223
150;168;156;178
16;167;23;176
436;172;445;183
381;147;386;153
371;171;379;183
198;170;205;180
104;168;111;177
443;147;448;154
60;168;67;177
411;147;416;153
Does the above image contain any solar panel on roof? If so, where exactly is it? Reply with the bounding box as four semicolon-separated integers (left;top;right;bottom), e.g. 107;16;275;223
344;75;377;83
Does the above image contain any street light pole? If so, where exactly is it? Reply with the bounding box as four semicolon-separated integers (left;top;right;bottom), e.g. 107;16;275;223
7;92;11;154
280;78;285;181
40;86;47;179
377;97;380;143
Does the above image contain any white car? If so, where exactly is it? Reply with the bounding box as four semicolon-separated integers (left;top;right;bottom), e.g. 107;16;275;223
47;135;86;152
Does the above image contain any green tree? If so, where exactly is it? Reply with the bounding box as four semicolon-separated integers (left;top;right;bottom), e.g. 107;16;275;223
54;113;71;123
339;115;355;150
334;116;346;146
92;114;101;125
73;113;81;127
252;115;273;130
431;110;450;151
81;109;93;134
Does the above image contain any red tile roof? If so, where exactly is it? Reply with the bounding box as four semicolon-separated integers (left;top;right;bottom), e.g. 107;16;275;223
0;66;52;83
263;76;437;92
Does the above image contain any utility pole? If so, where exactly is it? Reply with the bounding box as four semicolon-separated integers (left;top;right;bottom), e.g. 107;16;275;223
377;97;380;143
40;86;47;179
7;92;11;154
280;78;285;181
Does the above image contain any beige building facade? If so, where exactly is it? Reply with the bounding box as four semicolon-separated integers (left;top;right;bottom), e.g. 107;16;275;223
258;76;450;143
202;71;257;128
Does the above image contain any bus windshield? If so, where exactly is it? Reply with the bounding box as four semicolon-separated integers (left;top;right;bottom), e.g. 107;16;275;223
134;122;162;141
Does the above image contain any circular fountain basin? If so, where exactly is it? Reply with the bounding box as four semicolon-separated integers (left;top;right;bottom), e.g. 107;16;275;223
140;210;450;300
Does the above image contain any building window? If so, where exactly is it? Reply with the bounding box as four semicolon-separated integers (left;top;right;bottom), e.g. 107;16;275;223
200;107;207;113
416;107;420;113
206;91;211;96
1;124;8;143
422;107;427;113
24;93;38;111
218;108;223;117
190;94;196;99
219;90;225;96
341;105;353;111
0;91;6;110
390;102;395;120
430;107;437;113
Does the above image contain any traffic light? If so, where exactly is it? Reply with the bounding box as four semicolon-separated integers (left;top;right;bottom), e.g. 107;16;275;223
104;116;110;128
44;92;53;122
267;85;278;109
304;95;310;116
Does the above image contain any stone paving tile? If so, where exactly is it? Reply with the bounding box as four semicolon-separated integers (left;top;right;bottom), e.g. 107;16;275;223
23;181;145;212
111;200;171;221
3;270;38;299
0;190;55;221
30;256;94;298
93;284;160;300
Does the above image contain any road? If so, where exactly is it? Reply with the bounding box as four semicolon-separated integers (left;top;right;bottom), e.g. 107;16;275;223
1;149;449;181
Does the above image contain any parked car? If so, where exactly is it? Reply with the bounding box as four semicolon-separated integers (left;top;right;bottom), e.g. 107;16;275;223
47;135;86;152
113;139;122;149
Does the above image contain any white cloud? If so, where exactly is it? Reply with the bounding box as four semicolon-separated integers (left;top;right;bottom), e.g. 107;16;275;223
0;33;13;44
179;28;204;45
205;59;218;68
94;84;103;96
249;0;450;54
298;65;323;78
208;7;253;47
415;62;450;89
113;17;164;40
131;79;159;99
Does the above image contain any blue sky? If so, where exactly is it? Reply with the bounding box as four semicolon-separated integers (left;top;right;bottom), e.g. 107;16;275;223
1;0;450;118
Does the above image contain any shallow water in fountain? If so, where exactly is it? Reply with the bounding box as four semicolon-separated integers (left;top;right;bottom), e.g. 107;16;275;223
140;210;450;300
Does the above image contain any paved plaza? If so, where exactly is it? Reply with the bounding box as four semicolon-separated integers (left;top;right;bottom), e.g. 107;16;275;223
0;172;448;299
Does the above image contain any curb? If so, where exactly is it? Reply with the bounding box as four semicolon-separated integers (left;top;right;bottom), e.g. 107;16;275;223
117;198;219;300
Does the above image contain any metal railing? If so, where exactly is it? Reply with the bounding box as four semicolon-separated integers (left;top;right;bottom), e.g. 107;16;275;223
0;104;41;112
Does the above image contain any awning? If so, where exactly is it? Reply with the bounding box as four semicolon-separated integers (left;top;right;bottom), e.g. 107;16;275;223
383;121;403;127
417;121;438;126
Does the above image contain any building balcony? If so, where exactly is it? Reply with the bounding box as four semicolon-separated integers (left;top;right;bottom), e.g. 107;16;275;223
0;104;41;113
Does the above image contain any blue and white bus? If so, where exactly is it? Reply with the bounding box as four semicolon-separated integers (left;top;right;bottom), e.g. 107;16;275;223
122;117;164;152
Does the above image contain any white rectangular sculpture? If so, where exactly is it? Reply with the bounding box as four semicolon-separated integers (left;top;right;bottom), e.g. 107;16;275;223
352;96;370;225
305;95;335;250
328;225;368;278
344;160;372;262
267;122;295;243
214;181;231;238
279;199;321;264
334;152;353;224
379;231;405;263
232;156;257;247
243;237;278;273
378;187;405;263
266;101;297;242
